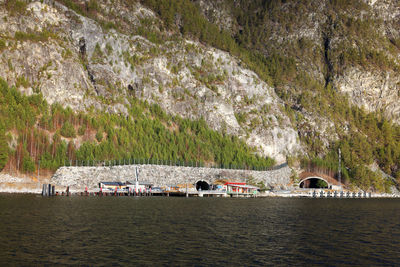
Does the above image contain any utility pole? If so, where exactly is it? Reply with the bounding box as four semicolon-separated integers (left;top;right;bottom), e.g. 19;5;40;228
38;160;40;189
186;178;188;198
135;167;140;195
338;148;341;187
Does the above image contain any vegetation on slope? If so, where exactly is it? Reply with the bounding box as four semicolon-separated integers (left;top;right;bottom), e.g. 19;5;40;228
136;0;400;190
0;78;274;175
3;0;399;190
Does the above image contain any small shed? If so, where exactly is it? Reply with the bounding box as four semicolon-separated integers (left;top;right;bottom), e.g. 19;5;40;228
225;182;259;195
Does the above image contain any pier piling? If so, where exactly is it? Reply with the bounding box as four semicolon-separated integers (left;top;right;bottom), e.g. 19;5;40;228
42;184;46;196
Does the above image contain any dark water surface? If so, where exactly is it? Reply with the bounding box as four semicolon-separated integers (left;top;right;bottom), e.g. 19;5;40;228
0;195;399;266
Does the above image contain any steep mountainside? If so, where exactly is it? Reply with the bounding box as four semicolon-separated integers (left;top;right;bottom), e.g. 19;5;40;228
0;0;399;191
191;0;400;186
195;0;400;121
0;0;294;177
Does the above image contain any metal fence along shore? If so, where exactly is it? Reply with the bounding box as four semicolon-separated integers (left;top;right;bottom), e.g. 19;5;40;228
55;159;288;172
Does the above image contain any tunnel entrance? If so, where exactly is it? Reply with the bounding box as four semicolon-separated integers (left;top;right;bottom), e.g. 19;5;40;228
196;180;210;191
299;178;328;189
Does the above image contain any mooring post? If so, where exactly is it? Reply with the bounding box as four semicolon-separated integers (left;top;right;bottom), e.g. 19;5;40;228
48;184;52;196
52;186;55;196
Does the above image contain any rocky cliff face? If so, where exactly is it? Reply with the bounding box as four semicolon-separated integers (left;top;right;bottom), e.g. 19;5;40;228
0;1;96;109
196;0;400;125
332;0;400;124
334;68;400;123
0;0;302;163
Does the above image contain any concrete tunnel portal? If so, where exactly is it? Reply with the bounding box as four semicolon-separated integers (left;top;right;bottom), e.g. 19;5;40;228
299;177;329;189
196;180;210;191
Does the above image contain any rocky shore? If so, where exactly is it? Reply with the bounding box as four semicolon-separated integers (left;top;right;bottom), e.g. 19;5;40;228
0;174;44;194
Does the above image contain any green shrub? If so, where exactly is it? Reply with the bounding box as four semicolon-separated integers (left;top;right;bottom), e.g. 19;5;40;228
22;156;35;173
316;179;328;188
15;75;29;88
88;0;99;11
0;124;8;171
235;112;247;125
101;21;116;31
105;43;113;55
95;129;103;142
60;121;76;138
91;43;104;63
61;48;73;59
14;30;57;42
5;0;28;15
0;39;6;51
78;125;86;136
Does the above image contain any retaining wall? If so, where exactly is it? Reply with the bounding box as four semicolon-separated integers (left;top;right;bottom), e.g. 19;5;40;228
50;164;292;190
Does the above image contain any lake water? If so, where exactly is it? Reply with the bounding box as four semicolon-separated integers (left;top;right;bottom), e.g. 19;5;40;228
0;195;399;266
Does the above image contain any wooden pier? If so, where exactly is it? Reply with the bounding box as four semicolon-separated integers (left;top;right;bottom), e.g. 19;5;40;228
42;186;259;198
44;185;382;199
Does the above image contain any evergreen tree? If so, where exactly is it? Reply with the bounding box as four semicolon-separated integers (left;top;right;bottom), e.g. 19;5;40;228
0;123;8;171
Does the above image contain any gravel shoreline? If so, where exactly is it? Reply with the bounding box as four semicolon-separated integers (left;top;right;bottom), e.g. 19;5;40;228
0;174;44;194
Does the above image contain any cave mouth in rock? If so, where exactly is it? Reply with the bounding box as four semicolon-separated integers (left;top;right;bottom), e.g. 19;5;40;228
196;181;210;191
299;178;328;189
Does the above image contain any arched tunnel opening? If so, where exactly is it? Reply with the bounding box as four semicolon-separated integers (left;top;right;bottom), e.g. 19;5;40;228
299;178;328;189
196;181;210;191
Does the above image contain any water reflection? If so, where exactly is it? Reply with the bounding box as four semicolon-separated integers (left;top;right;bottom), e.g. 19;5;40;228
0;195;399;265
